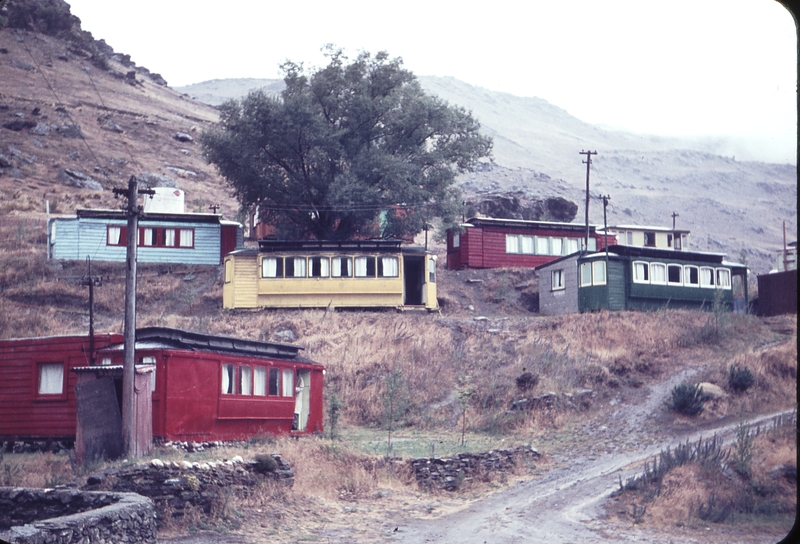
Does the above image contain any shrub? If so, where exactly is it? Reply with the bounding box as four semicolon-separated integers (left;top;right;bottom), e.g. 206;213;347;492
253;453;277;474
515;371;539;392
728;364;755;392
669;382;705;416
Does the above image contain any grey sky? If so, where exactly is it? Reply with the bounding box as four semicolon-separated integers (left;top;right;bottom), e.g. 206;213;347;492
66;0;797;163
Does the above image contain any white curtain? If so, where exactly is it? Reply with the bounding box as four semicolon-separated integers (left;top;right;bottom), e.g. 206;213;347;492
566;238;580;254
355;256;368;277
221;364;234;394
107;226;121;245
164;229;176;246
633;262;649;283
650;263;666;284
282;369;294;397
700;267;714;287
293;257;306;277
38;363;63;394
521;236;534;254
684;266;699;286
551;237;563;256
240;366;252;395
332;257;348;277
262;257;278;278
536;236;549;255
716;268;731;288
179;229;193;247
381;257;398;277
505;234;519;253
254;367;266;396
143;228;154;246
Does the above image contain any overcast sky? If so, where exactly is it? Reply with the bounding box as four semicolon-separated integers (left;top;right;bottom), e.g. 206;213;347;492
66;0;797;163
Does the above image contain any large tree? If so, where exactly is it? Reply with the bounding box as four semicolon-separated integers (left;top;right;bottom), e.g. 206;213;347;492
201;48;492;240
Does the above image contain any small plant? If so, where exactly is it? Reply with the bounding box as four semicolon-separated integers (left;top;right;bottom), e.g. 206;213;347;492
669;382;706;416
326;392;344;440
728;364;755;392
515;371;539;392
253;453;278;474
732;420;754;478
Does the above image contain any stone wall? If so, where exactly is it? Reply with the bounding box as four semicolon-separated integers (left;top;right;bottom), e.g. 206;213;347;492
408;445;541;491
0;487;156;544
86;454;293;526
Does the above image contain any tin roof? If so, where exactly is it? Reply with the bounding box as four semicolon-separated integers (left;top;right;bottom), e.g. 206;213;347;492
462;217;600;232
71;208;241;226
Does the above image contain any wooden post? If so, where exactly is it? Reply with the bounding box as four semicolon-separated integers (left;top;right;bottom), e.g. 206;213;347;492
580;150;597;250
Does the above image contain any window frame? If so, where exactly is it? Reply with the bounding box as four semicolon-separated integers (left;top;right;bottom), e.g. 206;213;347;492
592;260;607;286
715;268;732;290
580;262;593;287
505;234;520;254
36;362;65;398
261;256;284;278
221;364;236;395
551;269;565;291
699;266;715;288
106;225;127;246
650;262;667;285
632;261;650;284
377;256;399;278
331;256;352;278
308;256;330;278
354;256;376;278
684;265;699;287
667;264;683;286
452;233;460;248
428;257;436;283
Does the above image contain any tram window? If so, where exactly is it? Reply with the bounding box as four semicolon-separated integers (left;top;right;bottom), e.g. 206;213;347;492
650;263;666;285
221;364;236;395
309;256;330;278
239;366;253;395
428;257;436;283
254;366;267;396
332;256;352;277
667;264;682;285
716;268;731;289
268;368;280;396
262;257;284;278
699;267;714;288
378;256;399;277
355;256;376;277
684;265;699;287
285;257;306;278
632;261;649;283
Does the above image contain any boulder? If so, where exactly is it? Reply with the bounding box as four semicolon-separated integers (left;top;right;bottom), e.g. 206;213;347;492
697;382;726;400
58;169;103;191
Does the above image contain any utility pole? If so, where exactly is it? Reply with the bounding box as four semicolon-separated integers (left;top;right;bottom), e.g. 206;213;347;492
209;203;221;214
672;211;679;230
580;150;598;250
113;177;154;458
601;195;611;260
79;257;102;365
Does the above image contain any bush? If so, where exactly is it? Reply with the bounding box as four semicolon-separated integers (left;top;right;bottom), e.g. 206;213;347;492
669;382;706;416
515;371;539;392
253;454;277;474
728;364;755;392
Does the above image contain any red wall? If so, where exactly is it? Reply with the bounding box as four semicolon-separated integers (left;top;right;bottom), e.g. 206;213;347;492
446;226;616;270
0;336;324;443
0;334;123;441
151;349;324;441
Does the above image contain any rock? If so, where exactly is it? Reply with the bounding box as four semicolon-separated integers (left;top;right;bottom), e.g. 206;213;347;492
11;59;35;71
58;169;103;191
165;166;196;178
273;329;296;343
697;382;726;400
173;132;193;143
30;122;50;135
103;121;124;133
3;119;37;131
56;123;83;138
0;154;12;168
137;172;178;188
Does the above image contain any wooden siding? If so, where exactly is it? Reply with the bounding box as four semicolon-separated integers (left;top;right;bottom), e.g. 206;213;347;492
608;260;627;310
538;255;579;316
0;334;123;441
448;226;610;270
757;269;798;316
51;217;225;265
228;253;259;309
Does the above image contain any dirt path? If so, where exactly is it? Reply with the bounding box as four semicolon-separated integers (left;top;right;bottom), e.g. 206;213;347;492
389;363;793;544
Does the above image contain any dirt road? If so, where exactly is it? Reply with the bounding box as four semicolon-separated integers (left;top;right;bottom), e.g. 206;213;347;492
390;364;793;544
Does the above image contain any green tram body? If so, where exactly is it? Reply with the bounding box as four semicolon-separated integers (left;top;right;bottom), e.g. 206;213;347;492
223;240;438;311
538;245;748;316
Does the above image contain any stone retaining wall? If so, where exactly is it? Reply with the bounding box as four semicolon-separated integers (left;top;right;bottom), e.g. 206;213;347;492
0;487;156;544
409;445;540;491
87;454;293;526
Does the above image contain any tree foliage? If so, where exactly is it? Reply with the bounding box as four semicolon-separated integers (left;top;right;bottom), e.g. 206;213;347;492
201;47;492;240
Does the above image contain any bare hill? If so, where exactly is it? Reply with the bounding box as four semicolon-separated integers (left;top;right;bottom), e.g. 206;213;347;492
177;76;797;274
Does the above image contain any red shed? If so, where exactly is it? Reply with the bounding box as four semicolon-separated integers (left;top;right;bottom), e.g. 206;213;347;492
0;328;324;446
446;217;615;270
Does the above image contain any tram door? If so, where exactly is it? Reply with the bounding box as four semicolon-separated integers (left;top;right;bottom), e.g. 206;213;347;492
403;255;425;306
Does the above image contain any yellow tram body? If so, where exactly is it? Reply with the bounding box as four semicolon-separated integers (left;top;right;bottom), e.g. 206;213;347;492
223;240;438;311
